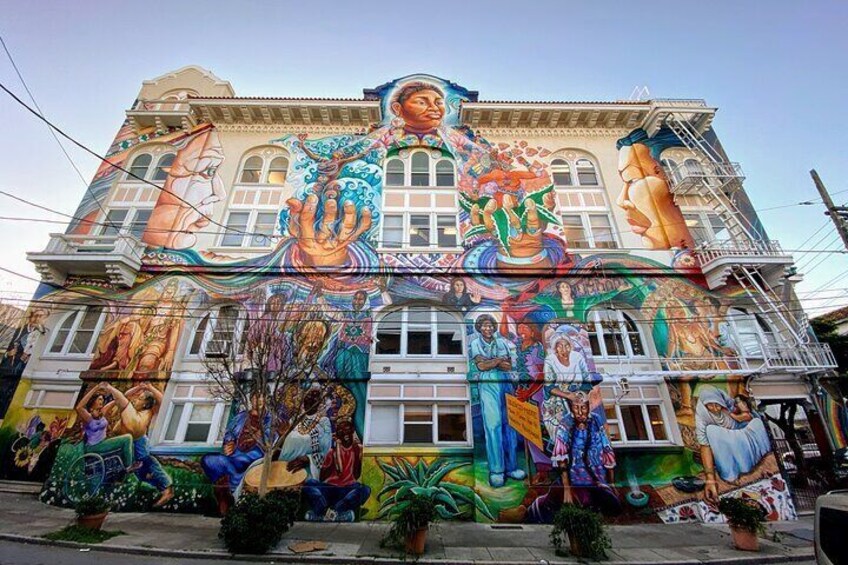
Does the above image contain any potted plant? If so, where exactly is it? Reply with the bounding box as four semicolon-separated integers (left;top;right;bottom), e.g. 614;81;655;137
75;495;111;531
383;494;438;556
219;491;299;555
550;503;611;560
718;497;766;552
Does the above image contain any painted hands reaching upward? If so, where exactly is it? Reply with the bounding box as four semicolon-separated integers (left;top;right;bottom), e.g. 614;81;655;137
287;194;372;267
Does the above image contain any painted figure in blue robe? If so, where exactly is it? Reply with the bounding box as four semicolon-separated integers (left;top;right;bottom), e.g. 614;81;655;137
469;314;526;487
333;290;371;425
201;397;269;515
695;385;771;504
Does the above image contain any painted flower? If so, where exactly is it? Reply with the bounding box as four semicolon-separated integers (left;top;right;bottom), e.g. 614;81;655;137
679;505;696;520
771;477;786;491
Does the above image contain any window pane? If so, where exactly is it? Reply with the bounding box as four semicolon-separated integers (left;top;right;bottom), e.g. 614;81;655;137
375;311;402;355
588;330;602;357
602;323;626;357
622;315;644;356
684;213;709;245
409;215;430;247
101;210;129;236
370;404;400;443
129;209;152;238
411;153;430;186
404;405;433;422
128;154;151;179
189;404;215;422
207;306;238;356
69;308;102;354
190;315;210;355
240;156;263;183
221;212;249;247
562;214;588;248
267;157;288;184
435;160;454;186
576;159;598;185
164;404;185;441
436;311;462;355
707;213;731;242
251;212;277;247
152;153;175;182
385;160;404;186
404;424;432;443
620;405;649;441
647;405;667;441
407;331;432;355
185;422;212;442
51;313;77;353
383;214;403;248
589;215;617;249
436;215;457;247
552;159;572;186
437;405;466;442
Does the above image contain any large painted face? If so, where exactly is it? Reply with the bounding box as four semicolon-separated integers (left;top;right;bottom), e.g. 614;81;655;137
89;395;105;418
28;308;49;326
557;282;572;301
303;389;322;414
296;322;328;364
572;400;590;423
353;292;367;312
706;402;724;415
337;420;355;446
391;87;445;133
452;279;466;294
517;323;533;343
616;143;693;249
132;392;154;411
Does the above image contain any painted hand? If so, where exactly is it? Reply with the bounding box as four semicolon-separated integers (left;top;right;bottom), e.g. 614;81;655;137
287;194;372;267
470;192;556;270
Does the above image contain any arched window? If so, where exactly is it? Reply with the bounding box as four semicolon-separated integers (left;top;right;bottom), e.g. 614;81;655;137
127;154;152;180
551;159;572;186
239;156;263;184
575;159;599;186
385;159;405;186
661;158;680;183
47;306;106;356
684;158;704;177
188;305;246;358
587;309;645;358
151;153;176;182
410;152;430;186
435;160;455;187
267;157;289;184
374;306;464;358
728;308;776;358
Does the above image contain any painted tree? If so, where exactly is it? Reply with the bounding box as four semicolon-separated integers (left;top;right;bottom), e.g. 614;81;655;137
202;297;333;499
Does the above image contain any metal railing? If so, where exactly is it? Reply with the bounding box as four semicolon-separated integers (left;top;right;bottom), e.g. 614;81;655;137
695;239;791;264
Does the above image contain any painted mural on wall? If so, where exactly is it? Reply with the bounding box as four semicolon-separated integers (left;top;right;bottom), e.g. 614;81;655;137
2;73;831;524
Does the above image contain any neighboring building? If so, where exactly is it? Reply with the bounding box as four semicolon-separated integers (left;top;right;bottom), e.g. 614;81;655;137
0;67;843;524
814;306;848;337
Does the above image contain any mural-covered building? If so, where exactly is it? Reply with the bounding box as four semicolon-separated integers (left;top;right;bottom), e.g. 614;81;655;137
0;66;843;524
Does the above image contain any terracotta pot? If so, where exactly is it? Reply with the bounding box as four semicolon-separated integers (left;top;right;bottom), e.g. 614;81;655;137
405;527;428;555
729;525;760;552
77;512;108;531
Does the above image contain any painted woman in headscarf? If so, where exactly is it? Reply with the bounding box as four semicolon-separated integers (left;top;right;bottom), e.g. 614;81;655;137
695;385;771;503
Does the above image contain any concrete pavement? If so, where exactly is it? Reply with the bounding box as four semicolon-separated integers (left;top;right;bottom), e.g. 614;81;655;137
0;491;815;564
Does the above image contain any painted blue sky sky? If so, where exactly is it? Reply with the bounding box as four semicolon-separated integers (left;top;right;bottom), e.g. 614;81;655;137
1;0;846;314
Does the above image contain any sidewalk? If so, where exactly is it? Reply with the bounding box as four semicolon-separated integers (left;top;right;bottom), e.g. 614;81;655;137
0;491;814;564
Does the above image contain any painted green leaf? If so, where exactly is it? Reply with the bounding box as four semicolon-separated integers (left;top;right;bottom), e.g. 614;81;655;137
492;208;512;252
464;224;488;239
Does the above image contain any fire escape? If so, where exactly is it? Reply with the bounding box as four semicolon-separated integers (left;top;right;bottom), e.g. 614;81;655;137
659;108;836;373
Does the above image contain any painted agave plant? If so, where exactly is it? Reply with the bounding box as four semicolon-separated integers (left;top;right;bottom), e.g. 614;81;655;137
376;458;495;521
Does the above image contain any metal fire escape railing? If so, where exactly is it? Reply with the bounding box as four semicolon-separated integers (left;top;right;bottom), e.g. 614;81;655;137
661;112;833;372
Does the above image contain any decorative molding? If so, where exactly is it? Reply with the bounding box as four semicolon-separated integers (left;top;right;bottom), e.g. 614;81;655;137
473;127;632;138
210;123;370;135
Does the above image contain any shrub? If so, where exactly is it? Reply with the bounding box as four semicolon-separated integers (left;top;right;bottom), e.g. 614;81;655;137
218;491;299;554
74;495;110;517
550;503;611;560
718;497;767;535
381;494;438;549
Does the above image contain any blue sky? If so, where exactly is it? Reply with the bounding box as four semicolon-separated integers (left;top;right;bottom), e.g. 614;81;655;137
1;0;846;315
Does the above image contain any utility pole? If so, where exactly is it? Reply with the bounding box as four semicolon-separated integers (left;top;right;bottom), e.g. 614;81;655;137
811;169;848;251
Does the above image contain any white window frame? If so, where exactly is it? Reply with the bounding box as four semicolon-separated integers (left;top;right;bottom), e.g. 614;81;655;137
158;383;229;446
186;305;247;359
364;380;472;447
380;211;460;251
549;155;602;188
384;149;455;188
123;150;175;183
601;378;677;447
217;209;280;249
373;307;465;360
681;209;732;246
43;306;107;359
560;211;619;249
23;384;80;409
587;309;647;359
235;149;290;186
97;207;154;238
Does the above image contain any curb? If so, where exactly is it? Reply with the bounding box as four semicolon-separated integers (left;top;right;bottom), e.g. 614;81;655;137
0;532;815;565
